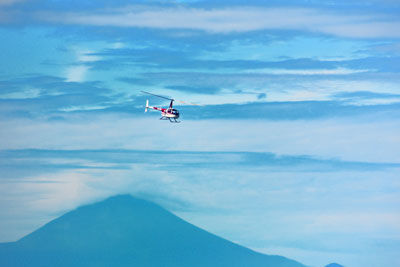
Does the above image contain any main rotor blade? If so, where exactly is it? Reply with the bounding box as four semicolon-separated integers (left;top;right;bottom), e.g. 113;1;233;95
141;91;174;101
178;100;203;106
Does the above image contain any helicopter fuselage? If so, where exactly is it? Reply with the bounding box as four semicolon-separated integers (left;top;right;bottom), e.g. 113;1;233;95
153;107;180;119
146;104;180;122
143;91;181;123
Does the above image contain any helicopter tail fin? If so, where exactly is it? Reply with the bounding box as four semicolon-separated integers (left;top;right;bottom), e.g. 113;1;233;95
145;99;149;112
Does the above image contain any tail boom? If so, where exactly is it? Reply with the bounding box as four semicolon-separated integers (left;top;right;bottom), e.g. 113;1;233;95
145;100;163;112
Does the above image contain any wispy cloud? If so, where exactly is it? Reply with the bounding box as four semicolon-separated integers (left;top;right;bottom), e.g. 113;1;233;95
37;6;400;38
3;149;398;177
333;91;400;105
65;65;90;82
1;114;399;163
64;47;103;82
76;50;102;63
0;0;24;6
334;91;400;100
245;67;370;75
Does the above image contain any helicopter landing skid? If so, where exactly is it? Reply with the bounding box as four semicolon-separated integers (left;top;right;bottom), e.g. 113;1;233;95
160;117;180;123
169;118;180;123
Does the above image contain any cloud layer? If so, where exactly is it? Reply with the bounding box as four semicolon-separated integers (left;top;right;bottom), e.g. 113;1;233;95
34;6;400;38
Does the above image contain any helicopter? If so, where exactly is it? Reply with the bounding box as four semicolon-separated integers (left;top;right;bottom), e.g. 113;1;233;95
141;91;181;123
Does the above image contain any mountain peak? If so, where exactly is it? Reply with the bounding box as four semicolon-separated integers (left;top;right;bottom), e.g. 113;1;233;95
1;194;306;267
325;263;344;267
76;194;160;211
99;194;151;205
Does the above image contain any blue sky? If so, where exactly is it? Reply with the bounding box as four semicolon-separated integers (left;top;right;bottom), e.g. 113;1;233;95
1;0;400;266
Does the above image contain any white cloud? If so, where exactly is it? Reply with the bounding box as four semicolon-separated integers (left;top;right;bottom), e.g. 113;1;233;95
39;6;400;38
69;46;102;63
63;46;103;82
58;105;108;112
322;21;400;38
110;42;125;49
77;51;101;63
0;88;41;99
65;65;90;82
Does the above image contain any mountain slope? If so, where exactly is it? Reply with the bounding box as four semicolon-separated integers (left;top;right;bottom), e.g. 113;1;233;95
0;195;306;267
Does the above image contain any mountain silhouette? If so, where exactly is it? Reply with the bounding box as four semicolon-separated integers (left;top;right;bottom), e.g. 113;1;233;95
325;264;344;267
0;195;306;267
